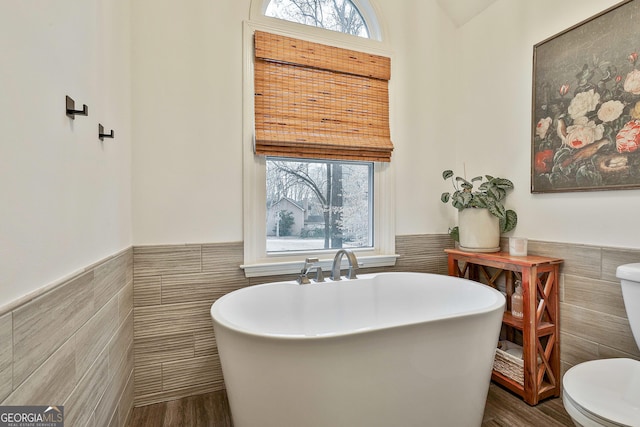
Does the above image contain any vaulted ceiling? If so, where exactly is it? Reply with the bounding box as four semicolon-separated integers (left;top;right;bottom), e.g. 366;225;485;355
436;0;498;27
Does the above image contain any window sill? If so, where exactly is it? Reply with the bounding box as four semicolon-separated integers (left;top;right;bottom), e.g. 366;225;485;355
241;253;398;278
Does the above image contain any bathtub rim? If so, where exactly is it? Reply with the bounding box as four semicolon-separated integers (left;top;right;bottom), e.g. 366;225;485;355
210;272;506;341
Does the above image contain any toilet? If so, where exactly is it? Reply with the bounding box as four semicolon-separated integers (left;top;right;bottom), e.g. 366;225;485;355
562;263;640;427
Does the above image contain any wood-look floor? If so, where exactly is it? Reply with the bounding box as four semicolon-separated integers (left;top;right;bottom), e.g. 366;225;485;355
482;384;573;426
127;391;233;427
128;384;574;426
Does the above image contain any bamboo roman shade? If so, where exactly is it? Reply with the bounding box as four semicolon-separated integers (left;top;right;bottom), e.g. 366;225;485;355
253;31;393;162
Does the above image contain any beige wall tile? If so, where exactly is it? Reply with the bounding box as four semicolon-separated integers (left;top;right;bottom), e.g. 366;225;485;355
601;248;640;281
527;241;601;279
436;257;451;276
395;256;448;274
122;342;134;378
396;234;453;258
162;355;223;391
0;313;12;401
202;242;244;272
86;413;97;427
125;249;134;287
561;362;571;381
598;343;640;360
63;349;109;427
108;409;120;427
98;403;118;427
560;302;640;357
563;274;626;318
135;333;195;365
13;270;94;385
118;371;135;427
194;330;217;358
560;332;599;367
76;298;119;376
110;313;134;381
161;272;246;305
133;245;201;277
133;276;161;307
3;337;76;405
134;364;162;397
95;252;129;308
119;281;133;325
96;343;133;427
134;302;212;339
392;234;451;274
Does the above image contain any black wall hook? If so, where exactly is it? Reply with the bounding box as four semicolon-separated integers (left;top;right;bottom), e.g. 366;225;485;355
98;124;114;141
66;95;88;119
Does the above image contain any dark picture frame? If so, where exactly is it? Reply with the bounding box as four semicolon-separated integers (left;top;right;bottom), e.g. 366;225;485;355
531;0;640;193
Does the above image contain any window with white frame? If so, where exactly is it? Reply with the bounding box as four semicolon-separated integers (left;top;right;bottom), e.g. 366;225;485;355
242;0;395;276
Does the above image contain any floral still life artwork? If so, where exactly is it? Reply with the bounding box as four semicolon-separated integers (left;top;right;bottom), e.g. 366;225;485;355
531;0;640;193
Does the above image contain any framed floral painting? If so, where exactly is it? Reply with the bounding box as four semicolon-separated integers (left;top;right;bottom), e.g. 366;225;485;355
531;0;640;193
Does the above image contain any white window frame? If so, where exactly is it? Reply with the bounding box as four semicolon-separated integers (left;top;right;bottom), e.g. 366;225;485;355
242;1;396;277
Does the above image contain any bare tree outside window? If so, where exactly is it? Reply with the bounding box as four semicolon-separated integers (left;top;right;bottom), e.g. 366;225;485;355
265;0;369;38
266;158;372;252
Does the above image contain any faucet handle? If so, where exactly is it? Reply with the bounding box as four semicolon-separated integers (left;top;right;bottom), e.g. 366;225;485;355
303;258;319;270
298;258;320;285
300;258;317;274
305;258;326;283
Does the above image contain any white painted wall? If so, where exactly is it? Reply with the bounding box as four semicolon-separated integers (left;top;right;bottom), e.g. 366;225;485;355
131;0;458;244
131;0;640;250
388;0;459;236
0;0;132;308
131;0;247;244
450;0;640;248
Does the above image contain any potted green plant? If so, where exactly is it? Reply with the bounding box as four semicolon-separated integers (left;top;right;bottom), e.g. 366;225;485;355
441;170;518;252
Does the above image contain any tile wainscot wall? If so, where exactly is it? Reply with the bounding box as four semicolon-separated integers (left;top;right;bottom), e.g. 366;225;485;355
0;249;134;427
4;235;638;418
132;235;640;406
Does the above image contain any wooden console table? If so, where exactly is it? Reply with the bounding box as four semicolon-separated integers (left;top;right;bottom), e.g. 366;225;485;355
445;248;563;405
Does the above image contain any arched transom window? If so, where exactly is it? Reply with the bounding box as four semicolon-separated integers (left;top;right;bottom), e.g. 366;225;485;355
265;0;370;38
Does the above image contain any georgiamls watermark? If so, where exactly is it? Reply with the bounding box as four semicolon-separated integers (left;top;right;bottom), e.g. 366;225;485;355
0;406;64;427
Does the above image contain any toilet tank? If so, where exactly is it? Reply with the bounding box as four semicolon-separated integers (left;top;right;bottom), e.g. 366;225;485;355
616;263;640;351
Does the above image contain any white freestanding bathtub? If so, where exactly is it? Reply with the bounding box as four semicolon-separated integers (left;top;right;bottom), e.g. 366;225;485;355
210;272;505;427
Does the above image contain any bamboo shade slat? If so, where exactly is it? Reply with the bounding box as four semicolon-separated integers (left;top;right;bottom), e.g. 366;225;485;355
254;31;391;80
254;31;393;162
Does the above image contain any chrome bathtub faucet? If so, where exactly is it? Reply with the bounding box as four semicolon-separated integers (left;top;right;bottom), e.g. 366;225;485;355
331;249;359;281
297;258;325;284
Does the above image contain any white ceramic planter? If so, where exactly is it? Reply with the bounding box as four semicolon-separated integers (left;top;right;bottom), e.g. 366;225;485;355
458;208;500;252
